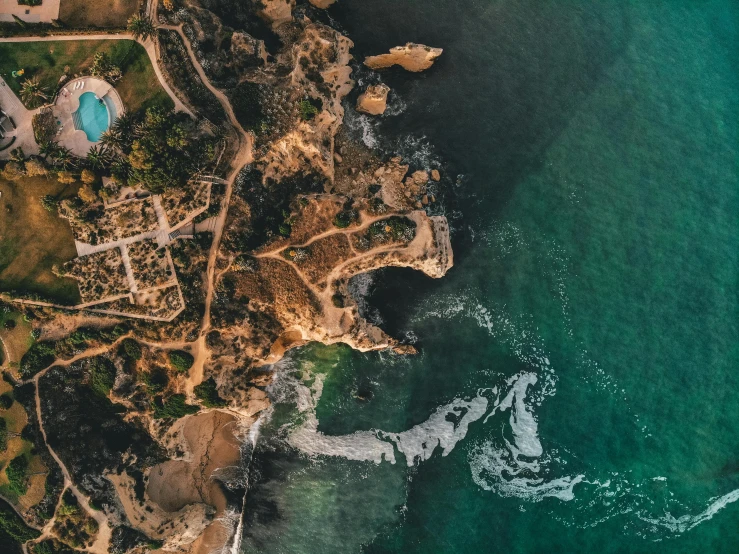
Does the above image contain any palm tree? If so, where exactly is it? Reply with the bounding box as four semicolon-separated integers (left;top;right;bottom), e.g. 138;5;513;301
110;112;137;147
127;15;156;41
52;146;76;170
20;77;48;107
86;145;111;170
38;141;57;160
99;130;125;152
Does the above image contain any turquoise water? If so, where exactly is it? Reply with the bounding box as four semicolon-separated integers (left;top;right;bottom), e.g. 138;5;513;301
75;91;110;142
241;1;739;552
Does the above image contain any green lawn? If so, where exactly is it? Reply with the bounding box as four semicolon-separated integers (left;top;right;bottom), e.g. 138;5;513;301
0;176;81;305
0;40;174;114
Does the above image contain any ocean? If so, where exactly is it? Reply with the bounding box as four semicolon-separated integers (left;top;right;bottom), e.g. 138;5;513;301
239;0;739;552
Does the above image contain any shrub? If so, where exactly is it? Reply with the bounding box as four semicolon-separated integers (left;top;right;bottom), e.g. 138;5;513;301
141;367;169;395
0;393;12;410
120;338;142;361
6;455;28;496
333;209;358;228
89;357;116;396
57;170;76;184
3;319;16;330
299;98;321;121
0;418;7;452
168;350;194;373
40;195;57;212
152;394;199;419
194;378;226;408
20;342;56;378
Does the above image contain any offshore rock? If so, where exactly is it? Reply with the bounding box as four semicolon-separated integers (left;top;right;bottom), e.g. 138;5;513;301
364;43;443;72
309;0;337;7
356;83;391;115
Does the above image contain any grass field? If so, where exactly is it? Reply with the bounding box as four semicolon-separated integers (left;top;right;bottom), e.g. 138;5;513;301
59;0;141;28
0;40;174;114
0;176;81;305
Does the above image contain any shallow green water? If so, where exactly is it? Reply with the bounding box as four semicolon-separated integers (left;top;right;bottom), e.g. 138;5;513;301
241;1;739;552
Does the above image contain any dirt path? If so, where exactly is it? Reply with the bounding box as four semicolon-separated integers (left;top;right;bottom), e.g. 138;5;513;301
28;339;129;553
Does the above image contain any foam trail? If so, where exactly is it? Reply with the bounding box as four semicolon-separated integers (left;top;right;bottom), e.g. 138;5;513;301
286;372;489;466
638;488;739;534
382;395;488;467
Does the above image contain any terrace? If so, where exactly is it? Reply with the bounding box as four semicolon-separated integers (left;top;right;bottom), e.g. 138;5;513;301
52;177;222;321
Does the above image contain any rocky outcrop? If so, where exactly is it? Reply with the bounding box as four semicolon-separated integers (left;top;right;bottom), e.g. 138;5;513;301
309;0;337;7
258;0;295;28
364;43;443;72
356;83;391;115
213;195;452;368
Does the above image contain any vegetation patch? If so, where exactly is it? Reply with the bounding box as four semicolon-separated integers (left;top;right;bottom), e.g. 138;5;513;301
57;248;129;304
0;497;40;545
152;393;199;419
127;240;174;291
168;350;194;373
52;489;98;550
194;377;226;408
157;30;227;123
351;216;416;251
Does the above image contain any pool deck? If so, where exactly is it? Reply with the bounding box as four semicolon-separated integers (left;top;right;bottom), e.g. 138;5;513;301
53;76;124;156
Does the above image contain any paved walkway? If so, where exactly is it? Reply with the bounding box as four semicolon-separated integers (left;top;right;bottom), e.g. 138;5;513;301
0;76;39;159
0;34;194;117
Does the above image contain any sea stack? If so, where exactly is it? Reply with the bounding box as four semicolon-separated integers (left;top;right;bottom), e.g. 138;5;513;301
356;83;391;115
364;43;443;72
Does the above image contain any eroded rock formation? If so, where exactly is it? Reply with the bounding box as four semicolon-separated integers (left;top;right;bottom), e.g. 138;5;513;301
364;43;443;72
356;83;391;115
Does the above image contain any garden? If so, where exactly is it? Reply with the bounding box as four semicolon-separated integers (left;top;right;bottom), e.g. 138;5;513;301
0;40;173;114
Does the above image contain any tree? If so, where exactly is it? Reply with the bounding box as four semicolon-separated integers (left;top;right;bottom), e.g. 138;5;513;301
5;455;28;496
24;158;48;177
90;52;122;84
57;171;76;184
86;145;110;170
0;393;12;410
38;140;58;160
40;195;57;212
127;15;156;41
78;184;98;203
51;145;76;170
1;162;24;180
19;77;48;107
168;350;194;373
80;169;97;185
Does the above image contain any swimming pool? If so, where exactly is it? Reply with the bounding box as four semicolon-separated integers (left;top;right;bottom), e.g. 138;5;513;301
72;91;112;142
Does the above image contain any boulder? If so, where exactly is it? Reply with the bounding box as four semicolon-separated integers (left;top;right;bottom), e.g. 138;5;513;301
431;169;441;181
